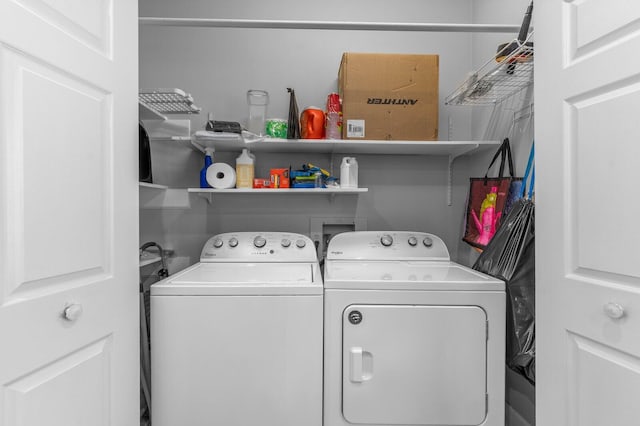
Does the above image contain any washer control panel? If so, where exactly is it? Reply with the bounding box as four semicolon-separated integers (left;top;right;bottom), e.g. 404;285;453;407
201;232;317;262
326;231;449;261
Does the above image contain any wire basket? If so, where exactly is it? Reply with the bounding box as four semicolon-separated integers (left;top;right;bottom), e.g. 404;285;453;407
139;88;202;114
446;32;533;106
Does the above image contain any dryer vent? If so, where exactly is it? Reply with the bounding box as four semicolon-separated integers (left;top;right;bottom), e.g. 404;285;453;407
310;217;366;263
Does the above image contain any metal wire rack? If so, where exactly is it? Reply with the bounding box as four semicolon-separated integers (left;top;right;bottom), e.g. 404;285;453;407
139;88;202;114
445;32;533;106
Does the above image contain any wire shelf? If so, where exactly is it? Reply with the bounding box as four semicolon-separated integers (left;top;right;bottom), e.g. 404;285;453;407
139;88;202;115
445;32;533;106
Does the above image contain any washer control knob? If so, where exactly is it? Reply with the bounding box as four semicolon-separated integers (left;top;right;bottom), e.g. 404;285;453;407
228;237;238;248
281;238;291;248
253;236;267;248
408;236;418;246
296;239;306;248
380;234;394;247
423;237;433;248
213;238;224;248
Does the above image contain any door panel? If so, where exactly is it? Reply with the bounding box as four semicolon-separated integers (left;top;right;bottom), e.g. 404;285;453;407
536;1;640;425
566;83;640;279
567;0;640;58
4;337;112;426
0;0;138;424
13;0;112;55
3;45;111;299
567;333;640;426
342;304;487;425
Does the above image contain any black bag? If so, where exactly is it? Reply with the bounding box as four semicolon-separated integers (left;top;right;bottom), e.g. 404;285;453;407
473;142;535;384
139;123;152;183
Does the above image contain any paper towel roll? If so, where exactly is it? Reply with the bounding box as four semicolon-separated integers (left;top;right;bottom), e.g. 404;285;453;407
206;163;237;189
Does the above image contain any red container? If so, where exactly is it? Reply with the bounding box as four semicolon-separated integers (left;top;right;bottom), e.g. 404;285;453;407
270;168;290;188
300;108;325;139
326;92;341;113
325;92;342;140
253;178;271;189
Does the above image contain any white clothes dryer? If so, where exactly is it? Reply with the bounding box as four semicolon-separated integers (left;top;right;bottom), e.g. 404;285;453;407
323;231;505;426
151;232;323;426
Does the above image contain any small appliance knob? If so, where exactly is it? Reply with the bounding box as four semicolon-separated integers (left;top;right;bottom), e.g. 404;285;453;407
408;236;418;246
423;237;433;248
228;237;238;248
296;239;306;248
213;238;224;248
281;238;291;248
380;234;393;247
253;236;266;248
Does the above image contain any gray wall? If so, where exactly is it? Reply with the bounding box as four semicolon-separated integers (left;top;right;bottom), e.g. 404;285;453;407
139;0;532;270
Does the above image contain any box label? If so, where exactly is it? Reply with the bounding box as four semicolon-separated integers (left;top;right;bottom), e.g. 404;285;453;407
346;120;365;138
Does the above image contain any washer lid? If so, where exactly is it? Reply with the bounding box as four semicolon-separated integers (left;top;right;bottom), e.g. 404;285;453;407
151;262;322;295
324;261;504;291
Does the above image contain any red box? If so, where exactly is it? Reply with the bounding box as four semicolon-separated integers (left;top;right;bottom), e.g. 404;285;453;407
253;178;271;189
270;168;290;188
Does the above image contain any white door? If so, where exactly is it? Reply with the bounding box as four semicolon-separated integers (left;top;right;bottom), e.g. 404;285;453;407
0;1;139;425
536;1;640;425
342;304;487;425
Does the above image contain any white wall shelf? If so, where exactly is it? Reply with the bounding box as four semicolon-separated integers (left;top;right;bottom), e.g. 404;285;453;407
143;119;192;142
188;187;368;204
139;182;169;190
188;187;368;194
191;134;501;157
139;88;198;141
139;185;192;209
139;252;162;267
139;102;167;120
140;183;367;207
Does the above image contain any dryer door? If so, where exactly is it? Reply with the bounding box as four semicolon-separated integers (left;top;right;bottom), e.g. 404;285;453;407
342;304;487;425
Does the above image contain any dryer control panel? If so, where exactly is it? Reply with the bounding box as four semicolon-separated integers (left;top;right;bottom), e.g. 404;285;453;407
200;232;318;262
326;231;450;261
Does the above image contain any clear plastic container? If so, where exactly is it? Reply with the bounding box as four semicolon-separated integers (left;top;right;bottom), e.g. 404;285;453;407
246;90;269;135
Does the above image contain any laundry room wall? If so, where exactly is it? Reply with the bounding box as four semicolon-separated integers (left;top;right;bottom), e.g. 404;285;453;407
139;0;531;270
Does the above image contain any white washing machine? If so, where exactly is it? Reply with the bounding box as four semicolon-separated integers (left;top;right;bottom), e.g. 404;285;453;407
151;232;323;426
323;231;505;426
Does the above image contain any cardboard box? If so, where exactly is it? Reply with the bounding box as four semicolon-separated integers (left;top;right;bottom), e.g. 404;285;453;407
338;53;439;141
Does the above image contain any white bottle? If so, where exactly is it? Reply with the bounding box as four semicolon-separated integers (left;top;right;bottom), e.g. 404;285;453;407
235;148;255;188
340;157;358;188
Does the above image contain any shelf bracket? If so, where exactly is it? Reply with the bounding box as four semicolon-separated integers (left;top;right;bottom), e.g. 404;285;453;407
196;193;214;204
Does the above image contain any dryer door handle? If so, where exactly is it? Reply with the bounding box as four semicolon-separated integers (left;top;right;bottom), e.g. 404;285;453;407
349;347;373;383
349;347;363;382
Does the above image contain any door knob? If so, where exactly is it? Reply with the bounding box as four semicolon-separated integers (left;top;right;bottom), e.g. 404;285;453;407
63;304;83;322
603;303;625;320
